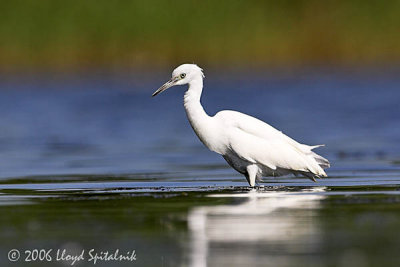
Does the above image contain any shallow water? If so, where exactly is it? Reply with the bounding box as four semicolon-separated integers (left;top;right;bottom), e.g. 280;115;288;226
0;70;399;266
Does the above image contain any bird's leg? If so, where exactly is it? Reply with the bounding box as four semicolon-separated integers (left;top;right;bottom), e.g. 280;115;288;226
246;164;259;187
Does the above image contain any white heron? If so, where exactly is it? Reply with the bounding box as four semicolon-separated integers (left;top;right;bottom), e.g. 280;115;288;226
152;64;330;186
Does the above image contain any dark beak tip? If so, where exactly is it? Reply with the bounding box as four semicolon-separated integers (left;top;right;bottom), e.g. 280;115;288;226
152;77;176;98
151;89;162;97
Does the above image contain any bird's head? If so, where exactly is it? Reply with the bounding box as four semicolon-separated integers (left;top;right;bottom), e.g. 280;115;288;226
152;64;204;97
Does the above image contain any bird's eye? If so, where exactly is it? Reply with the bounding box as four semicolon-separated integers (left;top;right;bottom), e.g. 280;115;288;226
180;73;186;79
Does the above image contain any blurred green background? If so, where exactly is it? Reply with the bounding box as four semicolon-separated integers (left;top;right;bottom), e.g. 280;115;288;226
1;0;400;72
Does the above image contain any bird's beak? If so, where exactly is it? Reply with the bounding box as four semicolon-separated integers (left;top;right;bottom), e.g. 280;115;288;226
152;76;179;97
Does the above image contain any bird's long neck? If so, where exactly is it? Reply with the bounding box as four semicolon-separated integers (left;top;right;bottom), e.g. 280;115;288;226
184;77;210;127
183;75;224;154
184;77;217;149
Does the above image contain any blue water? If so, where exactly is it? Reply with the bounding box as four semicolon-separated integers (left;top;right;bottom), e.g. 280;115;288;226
0;70;399;180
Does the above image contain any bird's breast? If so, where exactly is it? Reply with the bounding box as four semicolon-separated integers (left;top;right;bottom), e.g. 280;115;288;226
189;119;228;155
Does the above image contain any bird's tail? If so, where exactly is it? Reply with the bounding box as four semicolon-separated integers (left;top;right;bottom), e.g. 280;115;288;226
311;151;330;169
302;144;330;169
300;144;330;180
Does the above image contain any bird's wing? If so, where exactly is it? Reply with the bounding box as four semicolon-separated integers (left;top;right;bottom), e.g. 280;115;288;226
217;110;307;149
216;110;327;175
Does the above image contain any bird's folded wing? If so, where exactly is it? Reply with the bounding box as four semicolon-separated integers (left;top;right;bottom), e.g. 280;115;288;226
216;110;325;174
228;128;316;172
216;110;303;150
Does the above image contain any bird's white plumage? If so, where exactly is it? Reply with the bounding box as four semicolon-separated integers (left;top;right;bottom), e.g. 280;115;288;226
153;64;330;186
215;110;326;174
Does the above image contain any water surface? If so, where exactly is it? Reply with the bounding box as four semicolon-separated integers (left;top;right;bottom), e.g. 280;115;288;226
0;70;399;266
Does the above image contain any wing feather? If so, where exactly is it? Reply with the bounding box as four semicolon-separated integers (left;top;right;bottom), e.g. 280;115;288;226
216;110;328;176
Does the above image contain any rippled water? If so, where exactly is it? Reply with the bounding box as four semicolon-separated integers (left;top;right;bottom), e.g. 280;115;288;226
0;70;399;266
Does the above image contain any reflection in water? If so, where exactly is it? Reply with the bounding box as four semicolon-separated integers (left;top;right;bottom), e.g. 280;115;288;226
188;188;326;267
